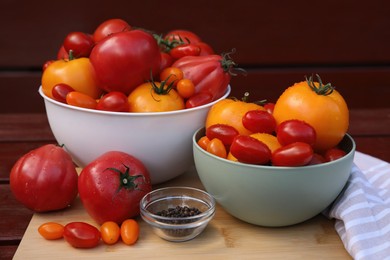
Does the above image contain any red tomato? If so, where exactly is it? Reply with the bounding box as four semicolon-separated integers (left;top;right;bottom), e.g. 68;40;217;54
52;83;74;103
197;42;215;56
230;135;271;165
9;144;78;212
185;92;213;109
96;91;129;112
263;102;275;114
90;30;161;95
66;91;97;109
160;52;174;71
172;54;233;101
324;147;346;162
63;32;94;58
78;151;152;225
307;153;327;165
276;119;317;147
242;110;276;134
42;60;54;71
63;222;101;248
206;124;239;146
57;45;69;60
164;29;201;44
93;18;132;43
170;44;201;59
272;142;314;167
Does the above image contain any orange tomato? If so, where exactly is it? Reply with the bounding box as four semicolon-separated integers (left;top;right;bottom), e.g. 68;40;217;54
159;67;184;87
38;222;64;240
197;136;210;150
205;96;265;136
128;81;185;112
121;219;139;245
41;57;102;99
207;138;227;158
176;79;195;99
66;91;98;109
273;75;349;152
100;221;120;245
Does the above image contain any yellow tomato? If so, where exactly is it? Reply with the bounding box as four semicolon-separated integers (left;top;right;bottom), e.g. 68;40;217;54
41;58;102;99
273;75;349;152
205;97;265;136
128;82;185;112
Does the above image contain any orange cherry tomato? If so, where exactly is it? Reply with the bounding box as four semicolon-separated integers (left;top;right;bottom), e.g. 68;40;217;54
159;67;184;87
41;57;102;99
205;95;265;136
273;75;349;152
66;91;97;109
206;138;227;159
100;221;120;245
197;136;210;150
121;219;139;245
38;222;64;240
176;79;195;99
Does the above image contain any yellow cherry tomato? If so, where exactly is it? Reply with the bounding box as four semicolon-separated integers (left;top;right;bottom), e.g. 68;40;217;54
121;219;139;245
159;67;184;87
176;79;196;99
273;75;349;152
38;222;64;240
41;57;102;99
66;91;97;109
207;138;227;159
100;221;120;245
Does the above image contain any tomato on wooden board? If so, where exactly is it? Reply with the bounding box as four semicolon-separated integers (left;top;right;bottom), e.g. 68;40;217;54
38;222;64;240
242;110;276;134
66;91;97;109
273;74;349;152
41;55;102;99
100;221;120;245
230;135;271;165
63;32;94;58
10;144;78;212
93;18;131;43
128;81;185;112
121;219;139;245
63;222;101;248
271;142;314;167
276;119;316;147
90;30;161;95
78;151;152;225
96;91;129;112
206;124;239;146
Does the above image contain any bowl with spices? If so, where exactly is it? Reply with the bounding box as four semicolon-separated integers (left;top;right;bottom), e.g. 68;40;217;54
140;186;215;242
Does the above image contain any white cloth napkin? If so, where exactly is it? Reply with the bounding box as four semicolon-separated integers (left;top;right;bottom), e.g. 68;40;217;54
325;151;390;260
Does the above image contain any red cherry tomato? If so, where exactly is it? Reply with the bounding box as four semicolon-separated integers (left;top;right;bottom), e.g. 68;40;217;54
263;102;275;114
63;32;94;58
324;147;346;162
197;42;215;56
164;30;201;44
272;142;314;167
160;52;174;71
277;119;317;147
52;83;75;103
242;110;276;134
63;222;101;248
170;43;201;59
93;18;132;43
96;91;129;112
307;153;327;165
57;45;69;60
185;92;214;108
230;135;271;165
66;91;97;109
206;124;239;146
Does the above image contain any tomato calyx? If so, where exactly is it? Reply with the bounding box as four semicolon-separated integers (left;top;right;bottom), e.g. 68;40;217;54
220;49;246;76
306;74;334;96
105;165;146;192
154;34;188;52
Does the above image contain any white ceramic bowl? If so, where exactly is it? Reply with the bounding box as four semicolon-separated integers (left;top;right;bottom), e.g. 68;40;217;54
39;86;230;184
193;127;356;227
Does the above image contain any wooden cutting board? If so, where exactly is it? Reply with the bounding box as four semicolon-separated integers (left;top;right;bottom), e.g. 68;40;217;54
13;167;352;259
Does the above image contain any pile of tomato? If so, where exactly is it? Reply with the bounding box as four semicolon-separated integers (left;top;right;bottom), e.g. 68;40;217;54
41;18;236;112
198;74;350;167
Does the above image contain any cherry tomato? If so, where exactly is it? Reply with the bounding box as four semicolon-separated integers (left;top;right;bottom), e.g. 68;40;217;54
197;42;215;56
242;110;276;134
206;124;239;146
160;52;174;71
93;18;132;43
170;44;201;59
96;91;129;112
66;91;97;109
63;32;94;58
100;221;120;245
307;153;327;165
324;147;346;162
185;92;213;109
276;119;317;147
38;222;64;240
230;135;271;165
42;60;54;71
206;138;227;158
176;79;195;99
52;83;74;103
121;219;139;245
197;136;210;150
164;30;201;44
272;142;314;167
57;45;69;60
159;67;184;87
263;102;275;114
63;222;101;248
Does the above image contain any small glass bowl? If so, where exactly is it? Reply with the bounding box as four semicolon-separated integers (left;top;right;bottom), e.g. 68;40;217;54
140;186;216;242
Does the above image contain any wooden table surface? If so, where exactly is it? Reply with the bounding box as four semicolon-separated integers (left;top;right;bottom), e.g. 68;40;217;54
1;109;389;259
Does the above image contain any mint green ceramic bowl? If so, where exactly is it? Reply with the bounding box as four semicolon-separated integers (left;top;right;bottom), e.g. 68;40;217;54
193;128;355;227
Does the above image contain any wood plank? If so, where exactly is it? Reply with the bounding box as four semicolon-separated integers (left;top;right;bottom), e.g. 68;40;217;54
0;246;18;260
